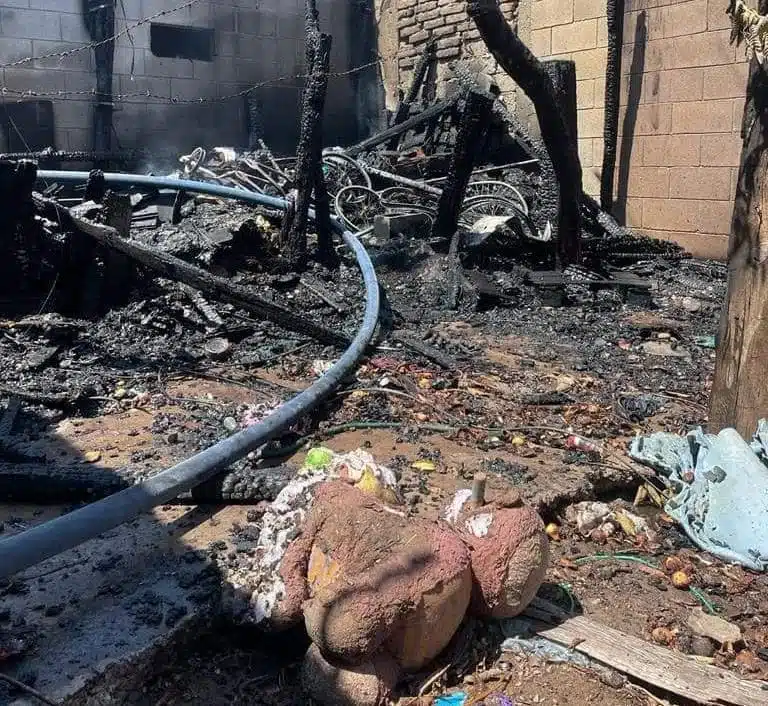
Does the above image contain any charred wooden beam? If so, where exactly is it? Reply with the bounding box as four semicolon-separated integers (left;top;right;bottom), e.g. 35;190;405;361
600;0;624;213
34;195;348;347
468;0;582;266
284;32;333;269
303;0;335;262
344;93;462;157
543;60;578;145
387;38;437;149
431;88;495;239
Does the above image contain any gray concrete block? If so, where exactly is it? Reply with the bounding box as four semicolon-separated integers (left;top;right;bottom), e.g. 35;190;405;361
116;19;150;50
59;12;88;44
0;7;61;41
0;0;31;8
0;505;241;706
170;76;207;101
237;8;278;37
29;0;79;12
32;40;93;72
114;45;145;77
62;69;94;94
53;98;90;129
3;66;62;96
118;73;171;99
213;6;235;33
143;50;194;79
0;36;33;65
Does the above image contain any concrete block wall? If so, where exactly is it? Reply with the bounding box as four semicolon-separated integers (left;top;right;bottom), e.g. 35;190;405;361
388;0;749;259
0;0;359;162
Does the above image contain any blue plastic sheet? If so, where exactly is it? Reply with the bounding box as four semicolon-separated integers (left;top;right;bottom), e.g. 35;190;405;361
629;422;768;570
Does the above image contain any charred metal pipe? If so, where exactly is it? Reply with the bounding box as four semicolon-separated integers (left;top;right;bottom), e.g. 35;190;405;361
0;170;380;580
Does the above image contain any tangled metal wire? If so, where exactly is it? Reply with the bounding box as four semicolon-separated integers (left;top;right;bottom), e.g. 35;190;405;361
175;144;543;238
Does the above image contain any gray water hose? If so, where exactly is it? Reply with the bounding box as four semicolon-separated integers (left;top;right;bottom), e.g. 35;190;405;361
0;170;380;580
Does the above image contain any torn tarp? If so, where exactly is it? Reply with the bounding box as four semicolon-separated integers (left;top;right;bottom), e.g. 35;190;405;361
629;422;768;571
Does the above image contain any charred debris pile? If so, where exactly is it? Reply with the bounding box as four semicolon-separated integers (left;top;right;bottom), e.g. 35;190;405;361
0;13;694;432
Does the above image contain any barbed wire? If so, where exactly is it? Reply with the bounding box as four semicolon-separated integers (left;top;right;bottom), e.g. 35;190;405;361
0;0;203;70
0;58;384;106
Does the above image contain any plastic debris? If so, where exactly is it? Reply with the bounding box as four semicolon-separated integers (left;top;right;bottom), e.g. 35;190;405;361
501;617;594;669
412;459;436;472
565;434;602;456
630;423;768;570
694;335;717;349
435;693;467;706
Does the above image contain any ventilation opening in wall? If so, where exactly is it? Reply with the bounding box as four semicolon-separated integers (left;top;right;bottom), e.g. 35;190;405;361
1;100;55;152
150;23;214;61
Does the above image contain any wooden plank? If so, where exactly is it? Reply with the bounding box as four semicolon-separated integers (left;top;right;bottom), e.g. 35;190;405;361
533;615;768;706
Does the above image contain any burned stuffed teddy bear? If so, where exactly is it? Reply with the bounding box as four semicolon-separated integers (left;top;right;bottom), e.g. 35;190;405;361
222;448;549;706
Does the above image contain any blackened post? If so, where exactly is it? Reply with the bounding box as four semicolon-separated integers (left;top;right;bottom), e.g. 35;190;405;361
600;0;625;213
284;33;333;270
304;0;334;263
543;60;578;146
387;38;437;149
468;0;582;266
431;88;494;239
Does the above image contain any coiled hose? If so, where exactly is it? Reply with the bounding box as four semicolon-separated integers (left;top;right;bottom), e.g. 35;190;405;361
0;170;380;580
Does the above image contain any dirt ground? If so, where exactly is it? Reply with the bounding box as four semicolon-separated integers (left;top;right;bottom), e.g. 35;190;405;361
3;220;766;706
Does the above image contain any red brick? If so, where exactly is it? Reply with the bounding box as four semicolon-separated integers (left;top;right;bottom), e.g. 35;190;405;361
643;134;700;166
700;133;742;167
669;166;732;199
671;99;733;133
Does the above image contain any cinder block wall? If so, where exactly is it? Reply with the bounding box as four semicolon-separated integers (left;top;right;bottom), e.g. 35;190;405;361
388;0;749;259
0;0;359;161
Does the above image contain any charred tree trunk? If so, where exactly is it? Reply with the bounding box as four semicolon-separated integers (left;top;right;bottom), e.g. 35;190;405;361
431;88;495;238
600;0;624;213
468;0;582;266
709;8;768;436
283;4;332;269
387;38;437;149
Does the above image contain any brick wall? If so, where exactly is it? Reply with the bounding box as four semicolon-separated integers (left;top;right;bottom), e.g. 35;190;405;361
389;0;748;259
0;0;361;161
395;0;520;98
